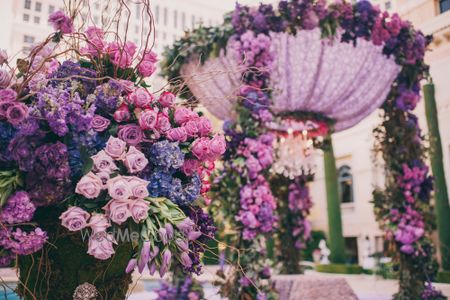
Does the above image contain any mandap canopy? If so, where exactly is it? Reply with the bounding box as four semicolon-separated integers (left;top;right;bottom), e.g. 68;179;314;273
162;0;444;299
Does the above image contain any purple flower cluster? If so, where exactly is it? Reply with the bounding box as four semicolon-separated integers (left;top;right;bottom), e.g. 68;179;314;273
0;227;47;255
155;276;203;300
31;84;96;136
237;176;277;240
94;80;124;113
0;191;36;224
421;282;447;300
237;134;274;179
288;179;313;249
390;207;425;255
183;207;217;274
148;140;185;171
0;121;16;162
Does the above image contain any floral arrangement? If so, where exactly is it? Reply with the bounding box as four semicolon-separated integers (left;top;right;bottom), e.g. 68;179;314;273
0;5;223;299
163;0;441;298
155;275;205;300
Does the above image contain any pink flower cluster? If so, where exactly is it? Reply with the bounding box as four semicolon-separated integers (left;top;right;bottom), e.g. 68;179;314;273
237;176;277;240
237;134;274;179
230;30;274;71
397;163;429;204
79;26;157;76
0;88;28;125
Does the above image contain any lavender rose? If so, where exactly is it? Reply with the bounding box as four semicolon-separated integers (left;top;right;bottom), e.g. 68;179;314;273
166;127;187;142
75;172;103;199
107;175;132;200
127;177;150;198
138;109;158;130
91;115;111;132
103;199;131;225
91;150;118;173
118;124;144;146
88;213;110;233
128;88;154;108
87;231;116;260
129;199;150;223
59;207;90;231
105;136;127;159
158;92;175;107
123;146;149;173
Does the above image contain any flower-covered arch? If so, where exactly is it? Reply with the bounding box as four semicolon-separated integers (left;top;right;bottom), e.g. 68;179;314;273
162;0;444;299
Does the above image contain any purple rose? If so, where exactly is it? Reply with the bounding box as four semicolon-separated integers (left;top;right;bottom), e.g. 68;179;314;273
129;199;149;223
76;172;103;199
155;113;171;134
105;136;127;159
6;102;28;125
107;176;132;201
138;109;158;130
118;125;144;146
87;231;116;260
103;199;130;225
123;146;149;173
128;88;154;108
91;115;110;132
91;150;118;173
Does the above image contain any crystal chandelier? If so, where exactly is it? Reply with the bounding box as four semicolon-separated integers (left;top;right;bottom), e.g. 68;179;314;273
268;118;328;179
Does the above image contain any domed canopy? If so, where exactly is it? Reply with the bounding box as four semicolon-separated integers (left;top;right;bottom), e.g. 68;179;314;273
180;28;401;132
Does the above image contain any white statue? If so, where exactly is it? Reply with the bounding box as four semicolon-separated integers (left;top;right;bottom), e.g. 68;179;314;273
362;236;375;269
319;239;330;264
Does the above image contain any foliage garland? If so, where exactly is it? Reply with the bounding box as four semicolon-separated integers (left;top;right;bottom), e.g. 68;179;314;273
162;0;444;298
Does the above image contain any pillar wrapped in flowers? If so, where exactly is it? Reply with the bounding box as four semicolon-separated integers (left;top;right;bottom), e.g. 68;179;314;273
0;3;224;299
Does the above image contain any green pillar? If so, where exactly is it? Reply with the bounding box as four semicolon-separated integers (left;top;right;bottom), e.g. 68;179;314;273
423;83;450;270
323;135;346;264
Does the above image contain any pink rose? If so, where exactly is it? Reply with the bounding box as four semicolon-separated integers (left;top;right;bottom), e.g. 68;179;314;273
0;88;17;102
6;102;28;125
197;116;212;136
129;199;150;223
155;113;171;134
91;150;118;173
107;176;132;201
0;49;8;65
87;231;116;260
118;125;144;146
209;135;226;158
183;120;199;137
88;213;110;233
105;136;127;159
127;177;150;198
138;109;158;130
174;107;198;125
60;207;90;232
191;138;211;161
0;101;13;119
128;88;154;108
76;172;103;199
167;127;187;142
123;146;149;173
108;41;137;69
113;104;131;123
137;60;156;77
91;115;110;132
182;159;201;176
115;79;135;94
103;199;131;225
158;92;175;107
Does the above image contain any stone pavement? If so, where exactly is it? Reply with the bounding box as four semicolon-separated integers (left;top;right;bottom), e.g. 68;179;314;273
2;266;450;299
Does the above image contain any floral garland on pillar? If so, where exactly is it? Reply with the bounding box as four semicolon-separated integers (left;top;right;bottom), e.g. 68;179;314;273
162;0;444;298
211;29;279;300
270;175;313;274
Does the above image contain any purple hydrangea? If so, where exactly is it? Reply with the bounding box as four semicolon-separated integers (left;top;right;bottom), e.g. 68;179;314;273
33;142;71;181
0;191;36;224
148;140;185;171
0;227;47;255
0;120;16;162
94;80;124;113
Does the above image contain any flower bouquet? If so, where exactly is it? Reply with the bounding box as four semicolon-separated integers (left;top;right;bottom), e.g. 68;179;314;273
0;6;224;299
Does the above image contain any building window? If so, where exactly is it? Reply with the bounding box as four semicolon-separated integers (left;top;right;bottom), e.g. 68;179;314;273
23;14;30;22
440;0;450;13
48;5;55;14
24;0;31;9
34;16;40;24
173;10;178;28
181;12;186;29
345;237;358;264
23;35;35;43
384;1;391;10
163;7;168;26
155;6;160;24
338;165;354;203
35;1;42;12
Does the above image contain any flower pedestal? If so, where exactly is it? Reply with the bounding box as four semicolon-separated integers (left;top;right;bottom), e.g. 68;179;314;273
17;208;133;300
